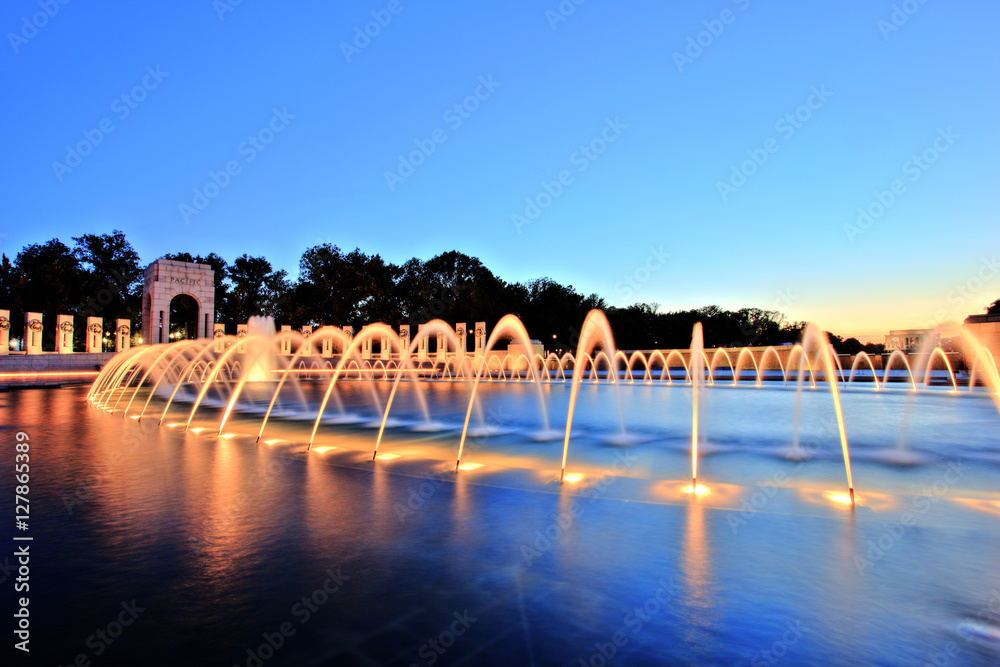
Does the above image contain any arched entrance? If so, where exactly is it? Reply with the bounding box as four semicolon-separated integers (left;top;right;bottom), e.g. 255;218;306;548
141;259;215;344
169;294;200;340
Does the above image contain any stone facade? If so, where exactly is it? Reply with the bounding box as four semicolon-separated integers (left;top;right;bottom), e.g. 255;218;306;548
963;314;1000;362
141;259;215;344
884;328;937;352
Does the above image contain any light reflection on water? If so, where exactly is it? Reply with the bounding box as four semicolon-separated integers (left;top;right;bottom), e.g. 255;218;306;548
2;384;1000;666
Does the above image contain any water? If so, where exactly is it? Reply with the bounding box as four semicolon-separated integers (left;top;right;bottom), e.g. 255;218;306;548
4;383;1000;666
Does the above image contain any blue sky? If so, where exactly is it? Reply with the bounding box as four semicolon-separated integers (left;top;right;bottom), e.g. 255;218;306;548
2;0;998;339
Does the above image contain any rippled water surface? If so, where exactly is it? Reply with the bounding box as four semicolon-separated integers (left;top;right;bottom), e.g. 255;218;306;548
3;382;1000;666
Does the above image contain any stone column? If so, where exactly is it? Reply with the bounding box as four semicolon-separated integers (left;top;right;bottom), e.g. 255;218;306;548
236;324;248;353
214;324;226;352
300;326;312;356
399;325;410;360
321;328;333;358
0;309;11;355
417;324;428;361
361;336;372;360
57;315;74;353
455;323;466;359
115;319;131;352
380;334;391;360
86;317;102;353
436;331;446;362
279;325;292;355
474;322;486;357
24;313;43;354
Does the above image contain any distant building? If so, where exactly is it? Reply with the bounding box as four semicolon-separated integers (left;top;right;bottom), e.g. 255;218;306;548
884;329;938;352
963;313;1000;361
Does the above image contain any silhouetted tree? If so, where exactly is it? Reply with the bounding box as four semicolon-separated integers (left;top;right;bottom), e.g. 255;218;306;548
10;240;86;347
227;254;289;322
73;230;143;337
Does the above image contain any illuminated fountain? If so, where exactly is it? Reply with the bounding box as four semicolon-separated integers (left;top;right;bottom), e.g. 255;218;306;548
88;311;1000;510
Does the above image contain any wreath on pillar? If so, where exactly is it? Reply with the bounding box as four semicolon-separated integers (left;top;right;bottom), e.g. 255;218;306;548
28;319;43;332
0;316;9;331
117;325;130;336
399;328;409;339
475;327;484;338
214;329;225;338
60;321;75;334
89;323;103;335
237;330;247;338
456;326;465;337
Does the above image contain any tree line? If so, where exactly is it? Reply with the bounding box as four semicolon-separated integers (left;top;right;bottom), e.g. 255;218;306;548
0;230;923;353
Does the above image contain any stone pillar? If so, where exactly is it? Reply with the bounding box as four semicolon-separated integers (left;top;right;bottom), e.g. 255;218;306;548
417;324;428;361
24;313;43;354
214;324;226;352
56;315;74;353
399;325;410;358
380;334;391;360
300;326;313;356
279;325;292;355
455;323;466;359
321;328;333;358
436;331;446;362
86;317;102;353
115;319;131;352
474;322;486;357
236;324;248;353
0;309;11;355
361;336;372;360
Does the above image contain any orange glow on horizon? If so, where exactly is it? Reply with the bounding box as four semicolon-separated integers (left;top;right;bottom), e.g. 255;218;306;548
684;484;710;496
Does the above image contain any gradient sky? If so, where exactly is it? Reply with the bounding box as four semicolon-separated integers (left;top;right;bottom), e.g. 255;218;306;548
2;0;998;340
